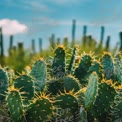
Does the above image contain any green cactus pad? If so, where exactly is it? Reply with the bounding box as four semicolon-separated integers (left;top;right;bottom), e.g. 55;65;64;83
54;92;79;121
114;53;122;83
67;47;77;74
101;53;114;80
47;79;64;95
52;45;66;78
88;60;103;79
110;89;122;121
74;53;93;84
30;58;47;91
14;75;34;104
6;87;25;122
89;80;116;119
85;72;98;109
59;75;81;93
0;68;8;102
47;76;80;95
26;93;53;121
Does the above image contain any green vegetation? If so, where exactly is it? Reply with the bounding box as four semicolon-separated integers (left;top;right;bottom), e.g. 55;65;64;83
0;20;122;121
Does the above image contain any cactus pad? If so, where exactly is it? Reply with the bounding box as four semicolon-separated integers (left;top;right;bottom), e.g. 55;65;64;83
85;72;98;109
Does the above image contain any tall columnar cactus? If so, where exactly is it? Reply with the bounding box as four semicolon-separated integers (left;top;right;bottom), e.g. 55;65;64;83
9;35;14;56
0;28;4;57
56;38;61;45
6;87;25;122
63;37;68;49
31;39;35;54
119;32;122;51
14;75;35;105
9;35;13;50
82;25;87;47
101;52;114;80
114;53;122;83
105;36;110;51
52;45;66;78
30;58;47;91
0;68;8;102
54;91;79;121
67;47;77;74
83;25;87;37
49;33;56;49
74;53;93;84
100;26;105;45
26;93;53;122
39;38;43;53
71;19;76;47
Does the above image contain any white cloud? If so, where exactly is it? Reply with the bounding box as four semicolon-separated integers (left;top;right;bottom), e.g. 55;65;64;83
0;19;28;35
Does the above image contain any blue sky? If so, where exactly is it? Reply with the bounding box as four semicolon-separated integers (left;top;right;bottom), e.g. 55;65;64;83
0;0;122;54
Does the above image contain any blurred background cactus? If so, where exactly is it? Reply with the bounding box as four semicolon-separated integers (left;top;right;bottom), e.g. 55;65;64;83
0;19;121;74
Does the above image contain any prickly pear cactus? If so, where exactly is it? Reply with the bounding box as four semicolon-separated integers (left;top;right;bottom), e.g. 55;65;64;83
26;93;53;122
59;75;81;93
47;75;81;95
6;86;25;122
14;75;35;104
47;79;64;95
114;53;122;83
30;58;47;91
110;87;122;121
54;91;79;121
101;52;114;80
85;72;98;109
88;80;116;120
88;60;103;79
52;45;66;78
67;47;77;74
0;68;8;102
74;53;93;85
